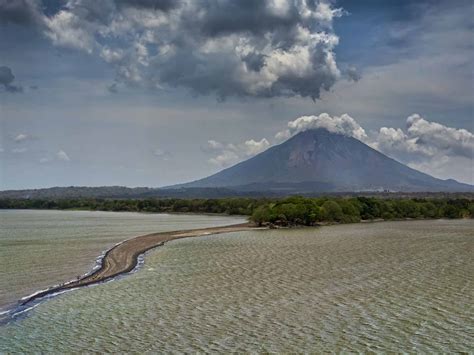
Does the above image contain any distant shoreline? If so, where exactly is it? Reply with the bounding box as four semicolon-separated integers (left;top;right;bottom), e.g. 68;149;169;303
0;208;247;218
2;196;472;227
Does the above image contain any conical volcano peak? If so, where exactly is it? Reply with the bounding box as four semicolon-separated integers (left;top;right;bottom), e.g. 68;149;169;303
172;129;472;193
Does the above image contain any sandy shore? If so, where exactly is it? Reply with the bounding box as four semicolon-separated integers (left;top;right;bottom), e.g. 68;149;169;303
20;223;259;307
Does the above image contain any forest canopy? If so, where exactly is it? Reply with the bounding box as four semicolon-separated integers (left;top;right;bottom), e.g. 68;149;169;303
1;196;472;226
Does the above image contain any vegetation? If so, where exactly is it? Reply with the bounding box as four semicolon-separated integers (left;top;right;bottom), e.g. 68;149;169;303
250;196;473;226
0;196;472;226
0;198;268;215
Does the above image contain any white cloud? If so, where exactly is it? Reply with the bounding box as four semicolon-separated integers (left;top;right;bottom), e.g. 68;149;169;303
207;137;270;167
40;0;344;100
374;114;474;162
209;150;240;168
39;157;51;164
13;133;31;142
275;113;368;142
11;147;27;153
44;8;100;53
56;150;70;161
268;2;473;138
153;148;172;161
243;138;271;156
372;126;433;157
405;114;473;158
274;129;291;141
100;47;125;63
207;140;225;150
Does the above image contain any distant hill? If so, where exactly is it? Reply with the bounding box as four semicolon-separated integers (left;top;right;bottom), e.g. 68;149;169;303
0;186;158;199
0;186;274;199
170;128;473;193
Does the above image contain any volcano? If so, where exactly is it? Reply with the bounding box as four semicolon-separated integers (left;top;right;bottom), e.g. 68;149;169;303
172;128;473;193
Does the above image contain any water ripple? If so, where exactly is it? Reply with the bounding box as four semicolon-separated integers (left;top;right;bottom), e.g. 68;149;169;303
0;219;473;353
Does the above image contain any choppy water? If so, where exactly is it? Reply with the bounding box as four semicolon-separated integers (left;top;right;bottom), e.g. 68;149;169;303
1;217;473;352
0;210;245;312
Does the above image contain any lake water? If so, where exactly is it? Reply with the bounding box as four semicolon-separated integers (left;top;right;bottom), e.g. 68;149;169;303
0;212;472;352
0;210;245;312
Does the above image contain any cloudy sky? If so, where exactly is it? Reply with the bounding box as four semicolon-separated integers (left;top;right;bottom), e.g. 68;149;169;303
0;0;472;189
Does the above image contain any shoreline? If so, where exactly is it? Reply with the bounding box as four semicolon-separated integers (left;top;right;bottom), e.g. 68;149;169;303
17;222;262;309
0;208;248;218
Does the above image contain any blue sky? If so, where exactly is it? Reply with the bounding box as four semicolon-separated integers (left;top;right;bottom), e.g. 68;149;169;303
0;0;473;189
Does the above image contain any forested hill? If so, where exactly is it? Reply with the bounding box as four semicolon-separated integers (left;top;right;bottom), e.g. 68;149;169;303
0;186;157;199
2;185;474;200
0;186;271;199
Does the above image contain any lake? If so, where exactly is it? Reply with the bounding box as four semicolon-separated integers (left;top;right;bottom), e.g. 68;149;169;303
0;211;472;352
0;210;245;312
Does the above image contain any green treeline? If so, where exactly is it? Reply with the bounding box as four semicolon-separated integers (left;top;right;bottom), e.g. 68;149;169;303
0;196;472;226
250;196;473;226
0;198;267;215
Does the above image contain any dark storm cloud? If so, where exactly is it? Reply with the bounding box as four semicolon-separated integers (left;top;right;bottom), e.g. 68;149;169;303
0;0;156;28
0;0;44;26
0;66;23;93
66;0;116;24
0;0;349;100
242;52;266;72
0;66;14;84
197;1;298;37
115;0;178;11
5;84;23;93
39;0;346;100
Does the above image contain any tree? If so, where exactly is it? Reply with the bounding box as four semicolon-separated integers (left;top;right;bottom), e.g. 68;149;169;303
442;204;461;219
251;206;272;226
321;201;343;222
420;202;438;218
